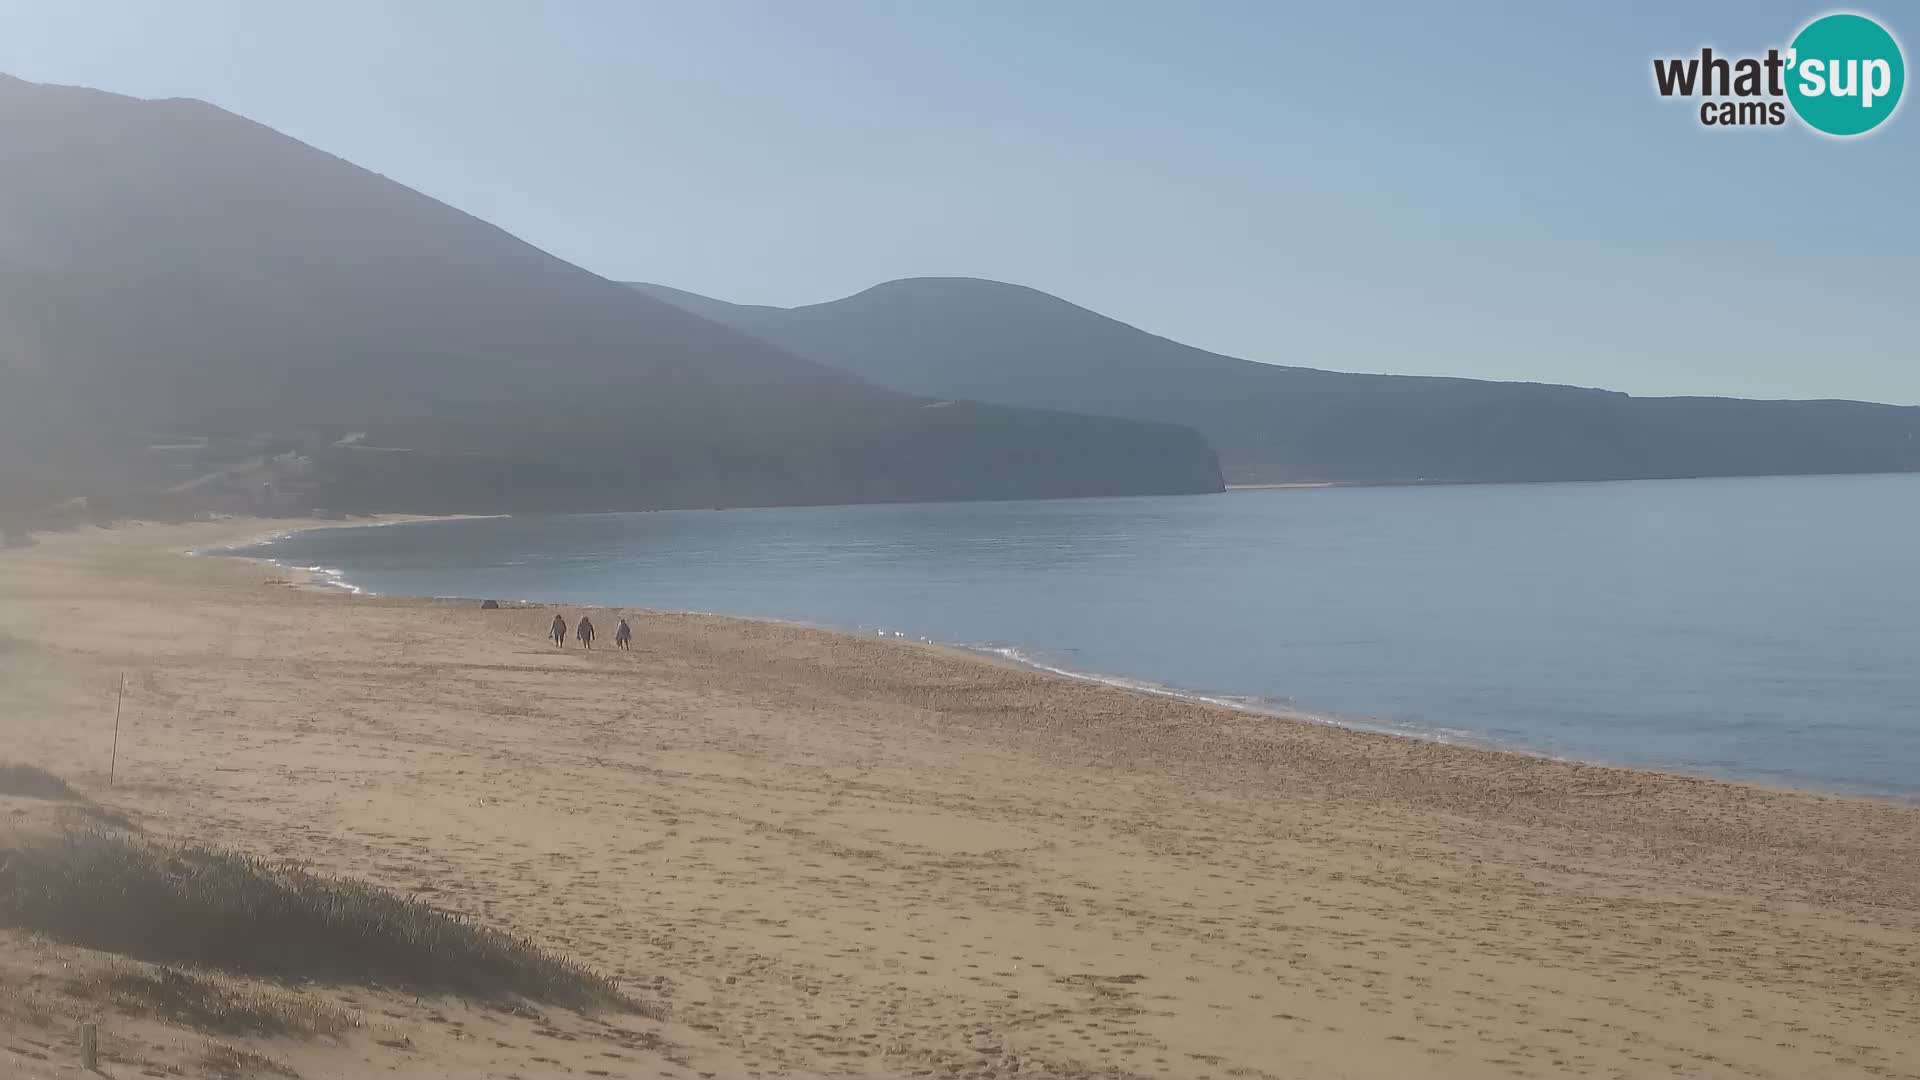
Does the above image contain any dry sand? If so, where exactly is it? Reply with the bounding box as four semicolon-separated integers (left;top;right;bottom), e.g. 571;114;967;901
2;518;1917;1079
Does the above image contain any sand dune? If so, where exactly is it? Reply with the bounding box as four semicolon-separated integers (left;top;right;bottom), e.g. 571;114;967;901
2;519;1917;1078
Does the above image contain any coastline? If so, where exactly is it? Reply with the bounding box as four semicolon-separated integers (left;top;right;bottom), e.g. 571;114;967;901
220;514;1918;805
5;518;1919;1077
204;512;515;594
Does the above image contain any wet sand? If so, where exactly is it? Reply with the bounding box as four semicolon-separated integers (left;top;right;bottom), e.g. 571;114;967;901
2;519;1917;1078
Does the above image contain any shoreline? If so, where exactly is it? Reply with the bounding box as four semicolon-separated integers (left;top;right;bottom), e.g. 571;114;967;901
218;514;1919;806
5;517;1919;1077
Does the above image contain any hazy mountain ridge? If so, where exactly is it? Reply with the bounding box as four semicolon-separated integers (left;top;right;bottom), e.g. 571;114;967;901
0;75;1222;522
630;277;1920;485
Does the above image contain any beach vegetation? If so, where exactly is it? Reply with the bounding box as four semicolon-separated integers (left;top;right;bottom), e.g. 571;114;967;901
197;1041;301;1080
0;761;82;801
63;961;362;1038
0;825;637;1012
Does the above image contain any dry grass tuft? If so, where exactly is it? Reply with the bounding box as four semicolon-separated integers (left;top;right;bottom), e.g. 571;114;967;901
65;962;360;1038
0;762;81;801
198;1041;301;1079
0;827;633;1011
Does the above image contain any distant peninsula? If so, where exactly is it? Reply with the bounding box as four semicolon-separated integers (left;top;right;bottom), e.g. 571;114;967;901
633;277;1920;487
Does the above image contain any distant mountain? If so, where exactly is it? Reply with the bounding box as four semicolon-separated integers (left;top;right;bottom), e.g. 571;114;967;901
631;277;1920;485
0;75;1220;523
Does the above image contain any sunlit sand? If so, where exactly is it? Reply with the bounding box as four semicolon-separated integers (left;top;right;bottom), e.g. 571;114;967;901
3;519;1917;1078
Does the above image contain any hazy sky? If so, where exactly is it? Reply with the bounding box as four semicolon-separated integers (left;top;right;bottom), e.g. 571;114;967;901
3;1;1915;402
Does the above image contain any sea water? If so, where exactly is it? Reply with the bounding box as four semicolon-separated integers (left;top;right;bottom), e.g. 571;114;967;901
231;474;1920;798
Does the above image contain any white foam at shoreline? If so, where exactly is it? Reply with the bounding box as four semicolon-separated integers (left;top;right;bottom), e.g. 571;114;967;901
299;565;365;595
199;537;372;596
959;642;1511;752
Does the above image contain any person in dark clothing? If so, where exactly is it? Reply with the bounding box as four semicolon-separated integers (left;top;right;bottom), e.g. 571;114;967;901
614;618;633;651
550;614;568;647
577;615;596;650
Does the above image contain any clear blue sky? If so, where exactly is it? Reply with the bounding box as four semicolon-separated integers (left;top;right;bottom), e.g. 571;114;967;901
2;1;1915;402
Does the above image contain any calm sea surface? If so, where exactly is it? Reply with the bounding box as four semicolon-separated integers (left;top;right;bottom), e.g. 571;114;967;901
231;475;1920;798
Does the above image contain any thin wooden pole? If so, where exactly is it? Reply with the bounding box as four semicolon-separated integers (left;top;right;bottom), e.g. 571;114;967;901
109;672;125;787
80;1021;98;1070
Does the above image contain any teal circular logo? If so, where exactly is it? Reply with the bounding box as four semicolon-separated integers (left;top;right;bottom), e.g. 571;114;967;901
1786;13;1905;136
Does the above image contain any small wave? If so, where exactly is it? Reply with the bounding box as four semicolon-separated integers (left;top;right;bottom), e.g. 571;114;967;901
203;543;372;595
298;565;366;595
961;642;1521;751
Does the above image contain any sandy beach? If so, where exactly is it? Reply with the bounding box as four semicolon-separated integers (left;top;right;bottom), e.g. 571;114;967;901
3;518;1918;1079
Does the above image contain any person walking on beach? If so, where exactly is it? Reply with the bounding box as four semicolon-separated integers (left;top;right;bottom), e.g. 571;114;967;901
550;613;568;648
577;615;596;650
614;618;633;651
